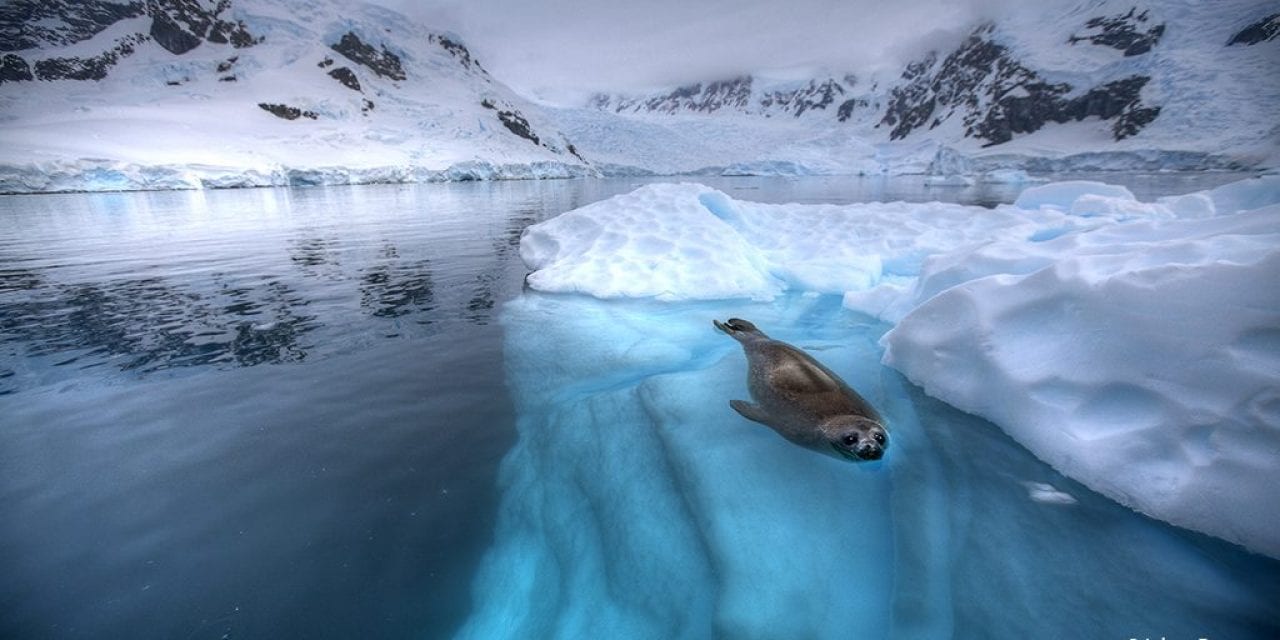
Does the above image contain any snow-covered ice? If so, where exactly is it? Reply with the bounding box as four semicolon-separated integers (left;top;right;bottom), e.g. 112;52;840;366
880;202;1280;558
516;175;1280;558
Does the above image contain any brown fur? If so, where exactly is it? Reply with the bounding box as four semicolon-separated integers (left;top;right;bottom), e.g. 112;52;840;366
715;318;888;461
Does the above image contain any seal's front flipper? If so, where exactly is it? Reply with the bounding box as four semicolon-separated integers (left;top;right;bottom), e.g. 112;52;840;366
730;399;771;425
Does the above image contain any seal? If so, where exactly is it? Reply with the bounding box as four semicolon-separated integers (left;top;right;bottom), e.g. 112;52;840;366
715;318;888;462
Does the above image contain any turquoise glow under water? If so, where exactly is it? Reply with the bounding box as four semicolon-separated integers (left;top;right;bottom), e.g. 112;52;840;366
460;293;1279;639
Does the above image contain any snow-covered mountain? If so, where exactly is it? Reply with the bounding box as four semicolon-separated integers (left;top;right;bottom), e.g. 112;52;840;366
567;0;1280;178
1;0;1277;193
0;0;590;192
588;74;866;120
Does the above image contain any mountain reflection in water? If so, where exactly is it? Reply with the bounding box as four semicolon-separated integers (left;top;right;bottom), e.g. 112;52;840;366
0;184;552;393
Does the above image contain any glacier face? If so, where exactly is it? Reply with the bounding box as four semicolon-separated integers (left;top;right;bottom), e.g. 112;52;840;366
514;175;1280;561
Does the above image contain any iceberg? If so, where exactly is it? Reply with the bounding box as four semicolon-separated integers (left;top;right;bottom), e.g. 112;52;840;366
513;175;1280;558
463;174;1280;638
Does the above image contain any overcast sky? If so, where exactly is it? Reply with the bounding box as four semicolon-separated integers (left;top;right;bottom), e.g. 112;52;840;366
381;0;1009;102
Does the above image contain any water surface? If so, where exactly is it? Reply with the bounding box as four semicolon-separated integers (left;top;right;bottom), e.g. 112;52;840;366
1;173;1273;639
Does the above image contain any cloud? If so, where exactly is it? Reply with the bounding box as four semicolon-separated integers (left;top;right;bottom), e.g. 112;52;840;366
377;0;1028;100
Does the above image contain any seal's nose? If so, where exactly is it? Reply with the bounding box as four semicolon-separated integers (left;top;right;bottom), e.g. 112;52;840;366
857;444;883;460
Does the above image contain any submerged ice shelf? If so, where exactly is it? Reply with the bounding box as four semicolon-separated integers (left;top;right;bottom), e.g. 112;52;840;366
462;294;1279;639
515;175;1280;559
459;298;940;639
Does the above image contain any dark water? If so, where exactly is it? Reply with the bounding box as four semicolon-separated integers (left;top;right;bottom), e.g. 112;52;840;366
0;181;591;639
0;173;1266;639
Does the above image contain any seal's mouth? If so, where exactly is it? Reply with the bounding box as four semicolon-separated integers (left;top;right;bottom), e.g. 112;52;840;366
831;444;867;462
831;443;884;462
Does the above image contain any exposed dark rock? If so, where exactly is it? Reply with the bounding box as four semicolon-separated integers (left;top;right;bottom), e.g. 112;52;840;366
0;54;33;83
318;57;333;68
592;73;862;117
496;109;539;145
328;66;361;92
361;98;374;115
148;9;200;54
1227;13;1280;45
975;75;1159;144
1068;8;1165;56
258;102;318;120
882;25;1161;145
595;76;754;114
480;98;496;110
0;0;144;52
218;75;235;81
566;143;586;163
33;33;146;81
434;34;483;73
215;55;237;73
836;97;868;122
879;52;940;136
330;31;405;81
146;0;259;55
759;79;846;117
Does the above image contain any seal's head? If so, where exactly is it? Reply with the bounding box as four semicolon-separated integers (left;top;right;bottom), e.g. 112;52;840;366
820;415;888;462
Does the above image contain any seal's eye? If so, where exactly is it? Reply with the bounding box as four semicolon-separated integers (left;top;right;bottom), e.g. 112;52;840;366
842;435;857;447
873;432;886;445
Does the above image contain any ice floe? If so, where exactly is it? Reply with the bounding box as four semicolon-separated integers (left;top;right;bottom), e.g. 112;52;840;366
517;174;1280;557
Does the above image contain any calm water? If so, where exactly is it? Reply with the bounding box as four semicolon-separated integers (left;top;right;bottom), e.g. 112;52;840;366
0;173;1272;639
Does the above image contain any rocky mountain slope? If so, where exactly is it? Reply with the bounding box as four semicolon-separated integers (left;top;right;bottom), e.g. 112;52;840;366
570;0;1279;177
0;0;1276;192
0;0;589;192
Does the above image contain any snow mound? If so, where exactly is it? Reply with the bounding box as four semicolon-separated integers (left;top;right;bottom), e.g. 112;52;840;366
882;207;1280;557
1013;180;1137;210
519;183;1064;300
519;176;1280;557
519;184;781;300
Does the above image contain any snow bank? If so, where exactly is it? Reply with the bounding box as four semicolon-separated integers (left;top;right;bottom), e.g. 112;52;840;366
520;182;1067;300
1012;180;1137;210
518;175;1280;557
519;184;782;300
882;207;1280;557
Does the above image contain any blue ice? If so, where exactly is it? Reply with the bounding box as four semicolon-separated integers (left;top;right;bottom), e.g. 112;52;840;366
456;292;1279;639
